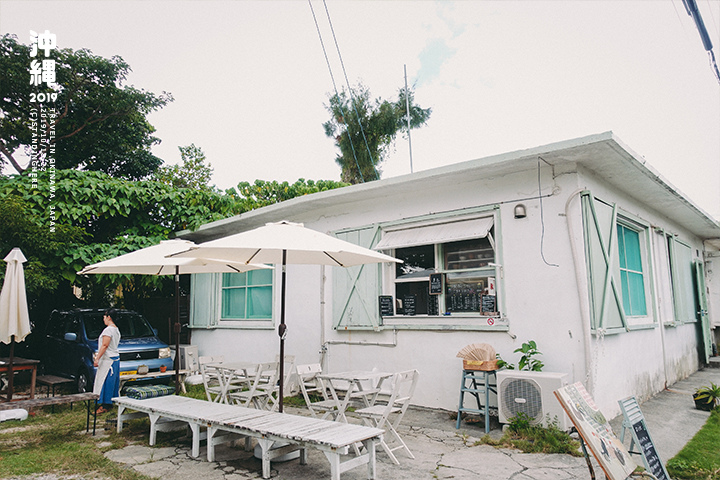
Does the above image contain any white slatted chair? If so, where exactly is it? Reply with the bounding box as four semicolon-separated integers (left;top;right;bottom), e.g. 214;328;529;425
265;355;296;412
296;363;338;418
229;362;278;409
183;349;204;386
199;355;225;402
354;369;419;465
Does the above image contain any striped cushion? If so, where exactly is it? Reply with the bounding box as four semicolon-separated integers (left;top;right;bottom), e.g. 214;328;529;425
124;385;175;400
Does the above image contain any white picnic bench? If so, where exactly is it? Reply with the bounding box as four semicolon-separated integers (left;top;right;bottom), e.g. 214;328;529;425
113;395;384;480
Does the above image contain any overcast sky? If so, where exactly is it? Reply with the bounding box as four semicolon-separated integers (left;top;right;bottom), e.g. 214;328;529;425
2;0;719;218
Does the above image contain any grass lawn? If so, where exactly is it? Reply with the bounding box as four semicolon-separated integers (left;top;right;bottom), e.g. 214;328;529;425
667;408;720;480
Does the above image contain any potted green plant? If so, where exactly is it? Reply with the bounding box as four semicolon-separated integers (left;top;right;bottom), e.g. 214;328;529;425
693;383;720;411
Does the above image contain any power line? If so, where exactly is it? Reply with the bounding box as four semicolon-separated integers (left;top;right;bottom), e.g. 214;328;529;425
308;0;365;182
322;0;380;180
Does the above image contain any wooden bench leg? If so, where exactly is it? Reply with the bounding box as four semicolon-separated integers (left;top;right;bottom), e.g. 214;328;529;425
188;423;200;458
148;413;159;446
116;405;125;433
363;438;377;479
322;451;342;480
206;426;217;462
257;438;274;479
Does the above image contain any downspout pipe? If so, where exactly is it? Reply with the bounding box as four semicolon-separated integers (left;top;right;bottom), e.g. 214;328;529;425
565;189;595;394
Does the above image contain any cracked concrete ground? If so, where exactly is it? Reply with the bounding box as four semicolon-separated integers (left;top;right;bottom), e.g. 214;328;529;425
101;405;601;480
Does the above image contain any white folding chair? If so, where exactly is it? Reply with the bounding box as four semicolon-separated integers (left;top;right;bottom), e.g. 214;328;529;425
354;369;419;465
229;362;278;409
266;355;296;412
296;363;338;418
199;355;225;402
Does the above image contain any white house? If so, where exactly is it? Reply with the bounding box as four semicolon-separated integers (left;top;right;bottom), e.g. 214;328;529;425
180;132;720;420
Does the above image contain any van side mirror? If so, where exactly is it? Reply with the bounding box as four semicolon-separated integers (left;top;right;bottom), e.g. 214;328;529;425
64;332;77;342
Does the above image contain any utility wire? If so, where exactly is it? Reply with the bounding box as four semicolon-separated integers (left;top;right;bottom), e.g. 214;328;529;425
322;0;380;180
538;158;559;268
308;0;364;182
682;0;720;85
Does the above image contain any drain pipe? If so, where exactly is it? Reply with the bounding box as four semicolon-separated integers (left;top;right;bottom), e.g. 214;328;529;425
320;265;328;371
565;188;595;395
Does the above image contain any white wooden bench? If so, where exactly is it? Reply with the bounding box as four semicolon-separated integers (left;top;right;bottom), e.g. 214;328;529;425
113;395;383;480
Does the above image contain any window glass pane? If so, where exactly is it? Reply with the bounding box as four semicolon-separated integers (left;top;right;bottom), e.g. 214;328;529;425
627;272;647;315
395;245;434;280
222;288;246;319
617;226;627;268
621;227;643;271
247;286;273;318
445;237;494;270
223;272;247;287
396;282;429;315
248;268;272;286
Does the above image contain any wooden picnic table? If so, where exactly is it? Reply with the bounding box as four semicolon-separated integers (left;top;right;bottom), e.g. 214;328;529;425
0;357;39;401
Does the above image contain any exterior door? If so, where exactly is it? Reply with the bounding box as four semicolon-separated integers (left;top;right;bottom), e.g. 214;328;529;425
694;260;712;364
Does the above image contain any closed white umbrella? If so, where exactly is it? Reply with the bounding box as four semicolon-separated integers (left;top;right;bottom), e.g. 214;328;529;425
0;248;32;401
78;239;269;393
172;221;401;411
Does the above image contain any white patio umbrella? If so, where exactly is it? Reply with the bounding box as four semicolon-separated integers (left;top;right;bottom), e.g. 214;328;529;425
0;248;32;401
171;220;401;411
78;239;269;393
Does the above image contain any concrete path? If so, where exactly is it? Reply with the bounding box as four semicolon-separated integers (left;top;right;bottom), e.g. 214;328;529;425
100;366;720;480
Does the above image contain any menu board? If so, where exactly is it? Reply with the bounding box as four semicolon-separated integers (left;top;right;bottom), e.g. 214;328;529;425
481;295;496;314
429;273;443;294
402;294;417;316
618;396;669;480
379;295;394;317
446;283;482;312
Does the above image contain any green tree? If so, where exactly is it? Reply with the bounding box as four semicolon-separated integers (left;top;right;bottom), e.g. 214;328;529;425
0;34;172;179
154;144;214;191
323;83;431;184
229;178;349;210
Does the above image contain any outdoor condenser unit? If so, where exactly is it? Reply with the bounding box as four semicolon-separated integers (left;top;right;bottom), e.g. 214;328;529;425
177;344;199;371
497;370;571;430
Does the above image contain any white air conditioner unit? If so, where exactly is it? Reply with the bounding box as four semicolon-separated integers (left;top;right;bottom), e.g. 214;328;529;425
178;345;199;371
497;370;571;430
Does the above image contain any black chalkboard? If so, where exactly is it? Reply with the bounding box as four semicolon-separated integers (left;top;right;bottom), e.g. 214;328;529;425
402;294;417;316
379;295;394;317
429;273;443;295
481;295;496;314
632;420;668;480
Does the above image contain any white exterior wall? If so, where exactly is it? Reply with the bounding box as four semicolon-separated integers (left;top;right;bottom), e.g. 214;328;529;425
189;153;716;420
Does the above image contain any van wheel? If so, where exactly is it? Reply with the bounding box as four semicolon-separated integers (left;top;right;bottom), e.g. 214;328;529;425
76;370;90;393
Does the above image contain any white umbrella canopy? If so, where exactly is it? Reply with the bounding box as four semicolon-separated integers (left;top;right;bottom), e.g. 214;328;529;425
172;221;401;411
78;239;269;275
78;239;270;393
0;248;32;400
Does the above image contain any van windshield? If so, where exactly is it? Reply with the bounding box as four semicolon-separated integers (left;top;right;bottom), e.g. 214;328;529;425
83;312;156;340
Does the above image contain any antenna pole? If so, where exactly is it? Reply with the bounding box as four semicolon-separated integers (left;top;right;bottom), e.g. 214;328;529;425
404;64;413;173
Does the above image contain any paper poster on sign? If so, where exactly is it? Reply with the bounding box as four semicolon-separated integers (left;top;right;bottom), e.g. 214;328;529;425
554;383;636;480
487;277;496;296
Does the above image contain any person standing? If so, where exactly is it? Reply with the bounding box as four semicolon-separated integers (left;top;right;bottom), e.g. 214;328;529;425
93;309;121;414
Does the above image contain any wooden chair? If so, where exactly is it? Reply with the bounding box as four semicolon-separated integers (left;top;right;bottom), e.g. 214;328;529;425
354;369;419;465
199;355;225;402
296;363;338;418
229;362;278;409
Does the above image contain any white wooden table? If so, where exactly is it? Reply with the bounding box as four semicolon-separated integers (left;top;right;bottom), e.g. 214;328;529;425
204;361;258;403
318;371;393;423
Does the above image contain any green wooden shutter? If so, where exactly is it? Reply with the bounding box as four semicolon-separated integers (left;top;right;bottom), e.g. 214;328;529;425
333;226;383;330
189;273;219;329
581;192;627;331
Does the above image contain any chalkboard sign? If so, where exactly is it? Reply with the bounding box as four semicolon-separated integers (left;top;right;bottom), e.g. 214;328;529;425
481;295;496;314
402;294;417;316
429;273;443;295
379;295;394;317
619;396;669;480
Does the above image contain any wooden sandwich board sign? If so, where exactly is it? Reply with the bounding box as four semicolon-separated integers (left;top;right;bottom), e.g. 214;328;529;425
554;382;637;480
618;396;670;480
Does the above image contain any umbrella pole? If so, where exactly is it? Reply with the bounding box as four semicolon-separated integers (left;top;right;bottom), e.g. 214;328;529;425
7;336;15;401
278;250;287;413
174;267;181;394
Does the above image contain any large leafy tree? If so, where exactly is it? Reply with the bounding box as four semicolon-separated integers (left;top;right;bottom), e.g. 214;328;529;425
0;34;172;179
323;83;431;184
153;144;214;191
229;178;349;210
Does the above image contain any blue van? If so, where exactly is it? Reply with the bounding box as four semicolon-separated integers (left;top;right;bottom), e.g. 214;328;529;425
39;308;174;392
